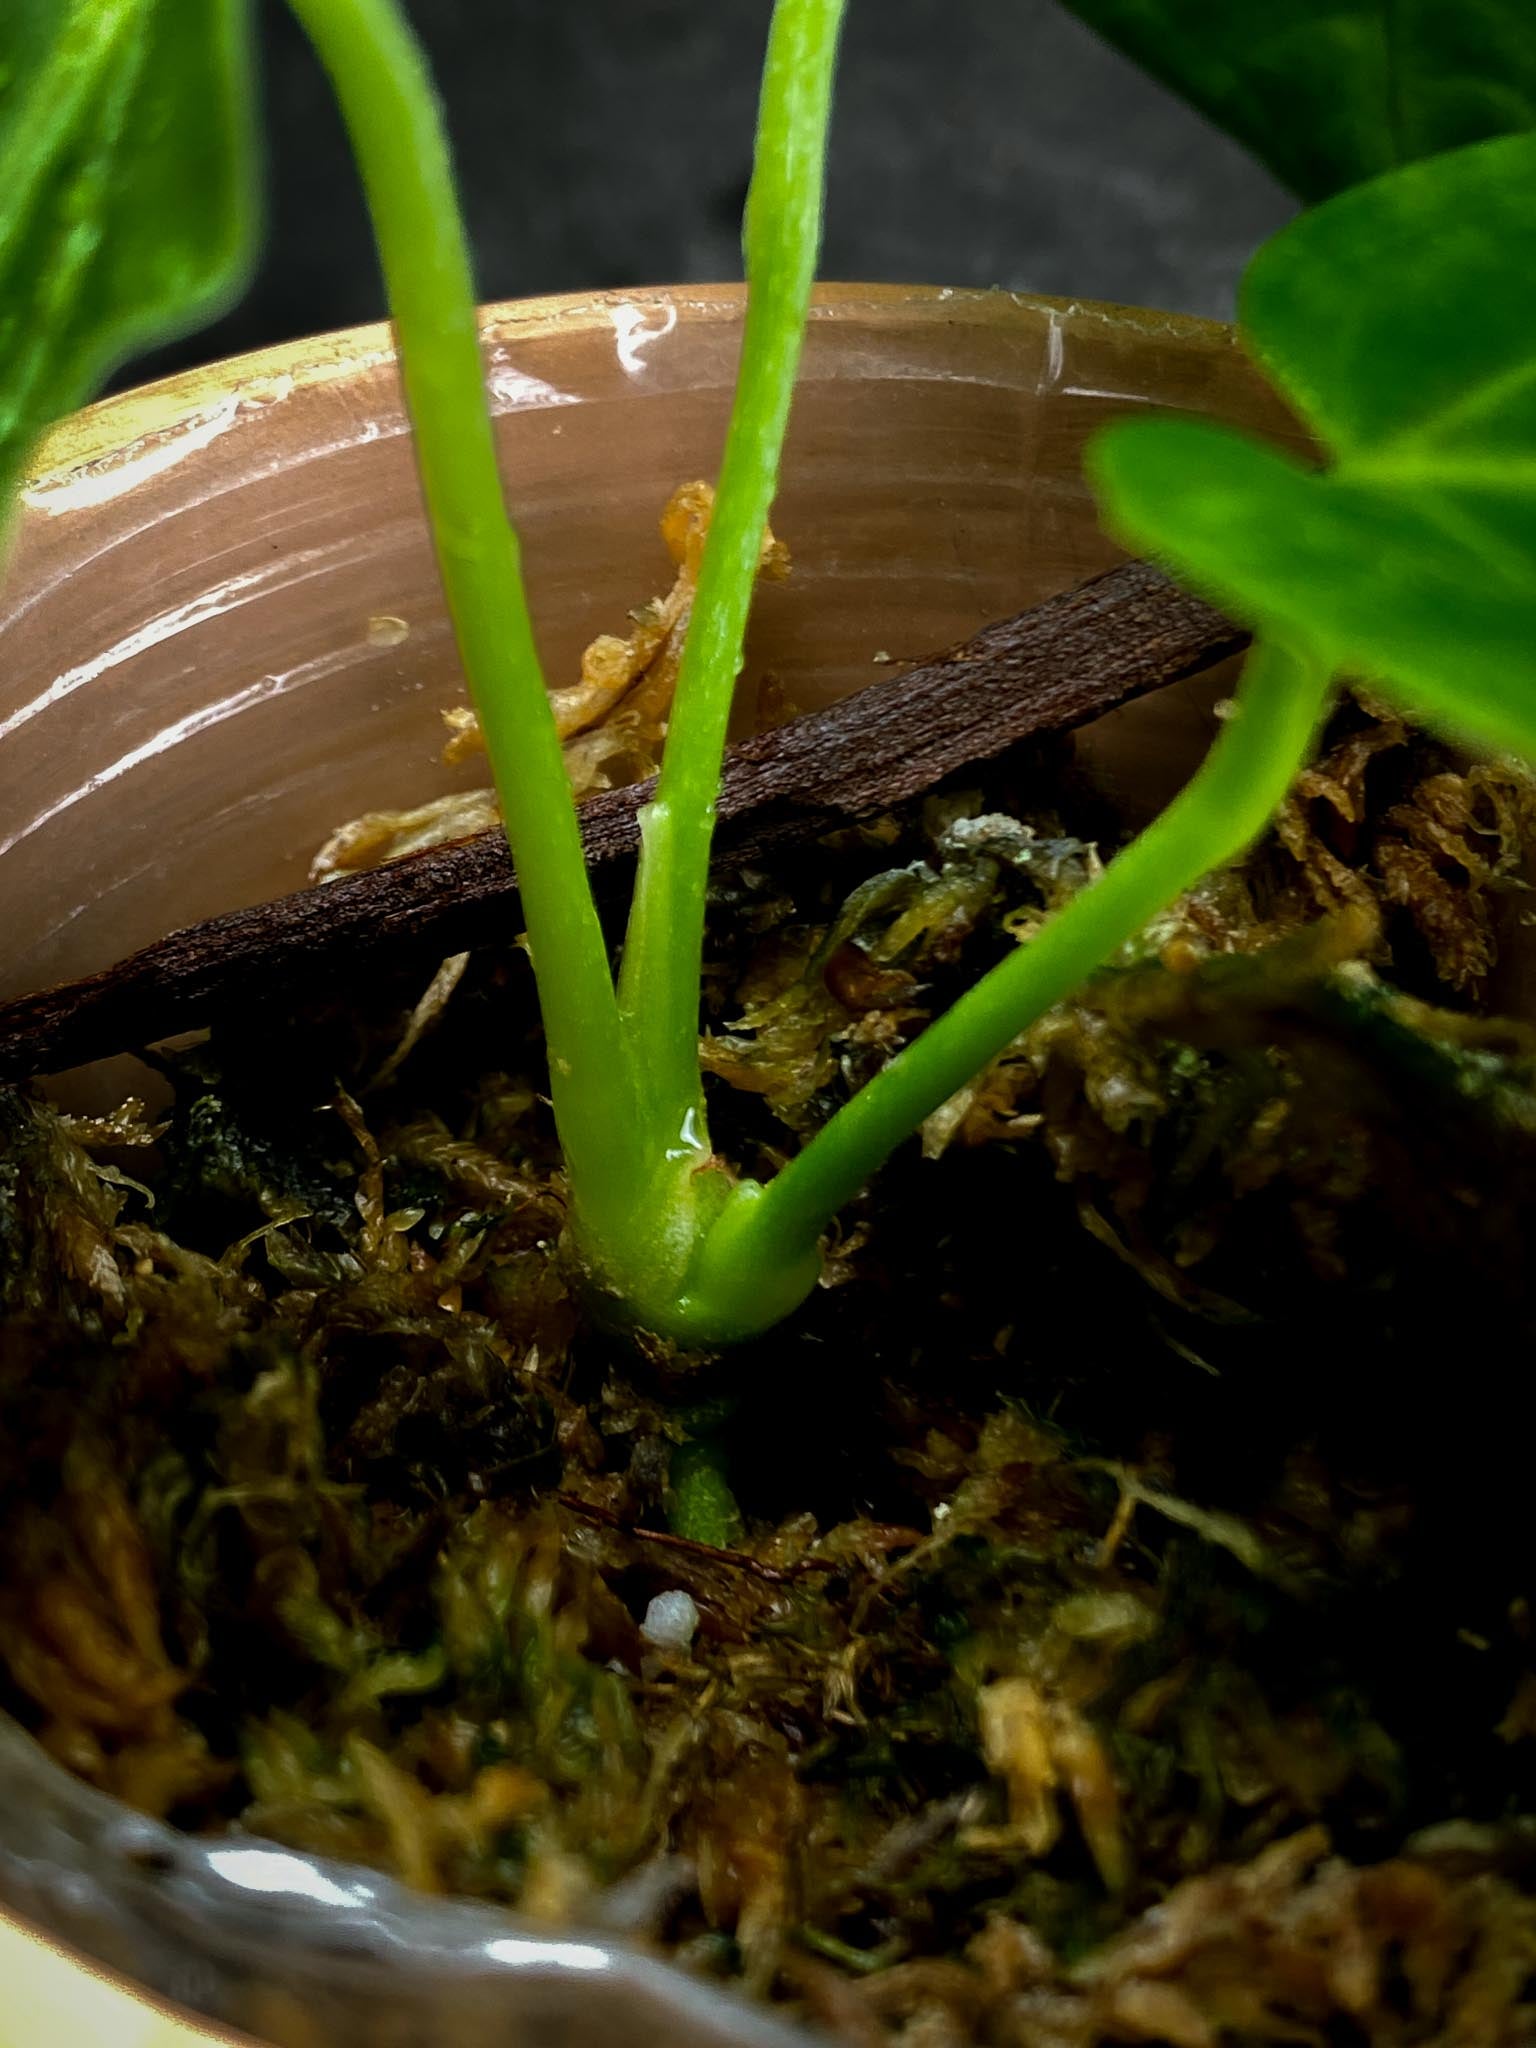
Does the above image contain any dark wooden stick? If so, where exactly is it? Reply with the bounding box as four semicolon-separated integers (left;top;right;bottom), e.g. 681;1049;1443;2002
0;561;1246;1078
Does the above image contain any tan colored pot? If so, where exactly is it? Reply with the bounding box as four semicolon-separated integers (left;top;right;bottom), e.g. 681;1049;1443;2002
1;285;1292;1012
0;285;1287;2045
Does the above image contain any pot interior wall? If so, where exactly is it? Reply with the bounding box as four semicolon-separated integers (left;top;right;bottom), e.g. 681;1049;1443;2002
0;286;1288;1015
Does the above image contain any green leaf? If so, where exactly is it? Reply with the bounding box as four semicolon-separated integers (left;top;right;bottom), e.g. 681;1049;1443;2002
1088;130;1536;762
0;0;258;520
1060;0;1536;201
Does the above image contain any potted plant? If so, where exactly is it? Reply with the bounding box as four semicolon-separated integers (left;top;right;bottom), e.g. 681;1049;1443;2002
3;3;1536;2044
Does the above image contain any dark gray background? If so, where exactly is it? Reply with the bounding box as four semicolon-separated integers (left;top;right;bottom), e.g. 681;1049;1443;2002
153;0;1295;377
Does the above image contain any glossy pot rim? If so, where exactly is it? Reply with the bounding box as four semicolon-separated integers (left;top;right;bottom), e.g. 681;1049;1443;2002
25;279;1243;494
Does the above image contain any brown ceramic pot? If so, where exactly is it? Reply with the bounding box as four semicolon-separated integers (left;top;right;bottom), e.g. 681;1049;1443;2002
0;285;1287;2045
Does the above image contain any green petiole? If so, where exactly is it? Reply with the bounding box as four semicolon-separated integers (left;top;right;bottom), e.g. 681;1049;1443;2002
618;0;847;1159
684;638;1333;1337
282;0;649;1272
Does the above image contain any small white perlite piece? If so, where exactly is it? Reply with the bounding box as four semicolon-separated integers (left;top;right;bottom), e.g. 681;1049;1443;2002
640;1589;700;1653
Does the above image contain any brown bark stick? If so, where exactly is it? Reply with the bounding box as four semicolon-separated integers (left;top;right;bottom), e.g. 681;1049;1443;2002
0;561;1245;1078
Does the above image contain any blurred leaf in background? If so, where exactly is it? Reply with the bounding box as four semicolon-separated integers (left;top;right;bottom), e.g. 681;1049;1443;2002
0;0;258;524
1060;0;1536;200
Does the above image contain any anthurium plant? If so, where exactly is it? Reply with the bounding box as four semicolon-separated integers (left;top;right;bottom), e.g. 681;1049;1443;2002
2;0;1533;1347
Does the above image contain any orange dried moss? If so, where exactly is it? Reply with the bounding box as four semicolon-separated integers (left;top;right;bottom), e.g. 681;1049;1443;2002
311;482;788;879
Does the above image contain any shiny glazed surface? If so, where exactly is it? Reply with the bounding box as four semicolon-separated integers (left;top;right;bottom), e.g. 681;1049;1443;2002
0;286;1287;2044
0;285;1287;1009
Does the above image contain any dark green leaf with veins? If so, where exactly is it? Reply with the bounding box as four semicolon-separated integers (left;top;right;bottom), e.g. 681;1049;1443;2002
0;0;257;524
1089;130;1536;764
1060;0;1536;201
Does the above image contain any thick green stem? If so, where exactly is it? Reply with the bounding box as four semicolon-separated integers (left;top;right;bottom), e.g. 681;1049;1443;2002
279;0;1328;1357
617;0;847;1159
282;0;644;1246
685;640;1334;1335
